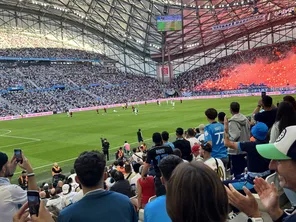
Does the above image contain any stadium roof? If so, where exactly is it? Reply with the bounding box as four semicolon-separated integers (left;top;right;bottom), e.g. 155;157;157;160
1;0;296;63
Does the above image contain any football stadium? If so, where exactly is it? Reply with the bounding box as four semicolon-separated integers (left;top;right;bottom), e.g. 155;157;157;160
1;0;296;221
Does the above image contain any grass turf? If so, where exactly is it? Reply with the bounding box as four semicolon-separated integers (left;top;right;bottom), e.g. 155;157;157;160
0;95;289;184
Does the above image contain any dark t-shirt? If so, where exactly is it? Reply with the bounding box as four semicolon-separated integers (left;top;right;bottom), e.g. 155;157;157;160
284;214;296;222
137;131;142;139
173;139;193;161
110;180;133;198
239;141;270;173
146;146;173;177
102;142;110;151
254;109;277;129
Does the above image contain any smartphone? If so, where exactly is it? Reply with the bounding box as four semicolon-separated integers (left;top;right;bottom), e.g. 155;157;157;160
27;191;40;216
14;149;23;164
261;92;266;98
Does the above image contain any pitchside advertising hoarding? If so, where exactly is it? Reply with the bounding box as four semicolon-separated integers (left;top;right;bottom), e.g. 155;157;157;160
156;64;173;82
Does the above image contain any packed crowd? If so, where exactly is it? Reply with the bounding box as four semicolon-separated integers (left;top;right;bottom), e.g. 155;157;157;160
175;40;296;92
0;64;164;116
1;94;296;222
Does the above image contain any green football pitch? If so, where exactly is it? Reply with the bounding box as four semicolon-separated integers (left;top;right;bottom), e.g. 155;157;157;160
0;95;289;184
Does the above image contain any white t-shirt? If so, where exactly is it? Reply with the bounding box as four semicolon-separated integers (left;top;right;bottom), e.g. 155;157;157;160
46;196;63;210
131;152;143;164
105;177;115;190
187;137;200;148
61;192;76;208
68;173;76;182
71;190;84;203
130;173;141;194
204;158;226;180
0;178;27;222
197;134;205;143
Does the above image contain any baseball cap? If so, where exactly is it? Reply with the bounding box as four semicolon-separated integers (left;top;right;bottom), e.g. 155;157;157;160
0;152;8;170
251;122;268;141
256;126;296;160
191;144;200;154
62;184;70;195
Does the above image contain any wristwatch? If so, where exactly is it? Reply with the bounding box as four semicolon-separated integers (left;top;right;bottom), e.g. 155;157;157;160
247;217;263;222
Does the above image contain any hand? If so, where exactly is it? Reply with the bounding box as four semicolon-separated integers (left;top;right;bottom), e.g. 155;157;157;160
18;153;33;173
225;184;261;217
31;200;54;222
224;116;229;132
6;155;18;176
13;202;31;222
253;178;282;219
258;99;263;107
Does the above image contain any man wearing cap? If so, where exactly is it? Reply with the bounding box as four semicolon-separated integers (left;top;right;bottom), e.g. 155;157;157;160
225;125;296;222
191;144;203;162
61;184;76;208
223;119;271;193
0;151;37;222
200;142;226;180
173;127;192;162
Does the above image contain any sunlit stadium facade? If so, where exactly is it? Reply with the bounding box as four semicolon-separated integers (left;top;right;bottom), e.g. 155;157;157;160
1;0;296;77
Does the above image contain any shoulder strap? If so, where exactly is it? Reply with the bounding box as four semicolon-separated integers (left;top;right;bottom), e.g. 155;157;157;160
126;172;132;180
213;158;219;174
134;153;143;160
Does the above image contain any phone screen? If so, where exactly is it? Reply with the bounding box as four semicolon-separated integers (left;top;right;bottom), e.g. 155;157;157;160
14;149;23;163
27;191;40;216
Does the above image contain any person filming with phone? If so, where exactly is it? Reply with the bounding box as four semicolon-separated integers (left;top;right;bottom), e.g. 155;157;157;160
0;150;38;222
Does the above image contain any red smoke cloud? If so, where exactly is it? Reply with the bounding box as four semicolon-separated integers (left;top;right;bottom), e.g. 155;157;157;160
198;52;296;90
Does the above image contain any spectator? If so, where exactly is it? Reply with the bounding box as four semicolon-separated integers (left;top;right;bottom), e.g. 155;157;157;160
137;166;155;210
186;128;199;148
18;170;28;190
191;144;203;161
254;95;277;129
218;112;226;124
110;171;134;198
40;191;49;206
101;138;110;161
61;184;76;208
224;120;271;193
225;125;296;221
123;141;131;155
58;150;137;221
144;155;183;222
130;148;144;165
197;124;205;143
161;131;175;150
130;163;141;193
142;132;173;197
124;164;135;183
116;160;126;174
173;128;192;162
204;108;228;167
200;142;226;180
0;151;37;222
173;148;188;162
166;162;228;222
228;102;250;177
105;169;116;191
46;188;63;210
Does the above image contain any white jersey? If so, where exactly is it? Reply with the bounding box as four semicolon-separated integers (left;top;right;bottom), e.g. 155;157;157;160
204;157;226;180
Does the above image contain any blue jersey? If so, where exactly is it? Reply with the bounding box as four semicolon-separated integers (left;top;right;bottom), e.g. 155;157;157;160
204;122;228;159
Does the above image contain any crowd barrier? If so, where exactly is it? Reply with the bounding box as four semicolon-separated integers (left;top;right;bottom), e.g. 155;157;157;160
1;90;295;121
0;111;53;121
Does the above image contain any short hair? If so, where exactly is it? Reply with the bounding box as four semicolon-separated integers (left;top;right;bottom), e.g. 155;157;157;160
262;96;273;108
230;102;240;113
173;148;182;158
166;162;228;222
218;112;226;122
74;151;106;188
205;108;218;120
133;148;137;153
176;127;184;136
132;163;141;174
187;128;195;137
114;171;124;182
113;161;118;166
283;95;296;111
161;131;169;141
118;160;124;167
152;132;162;144
125;164;132;174
159;155;183;181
